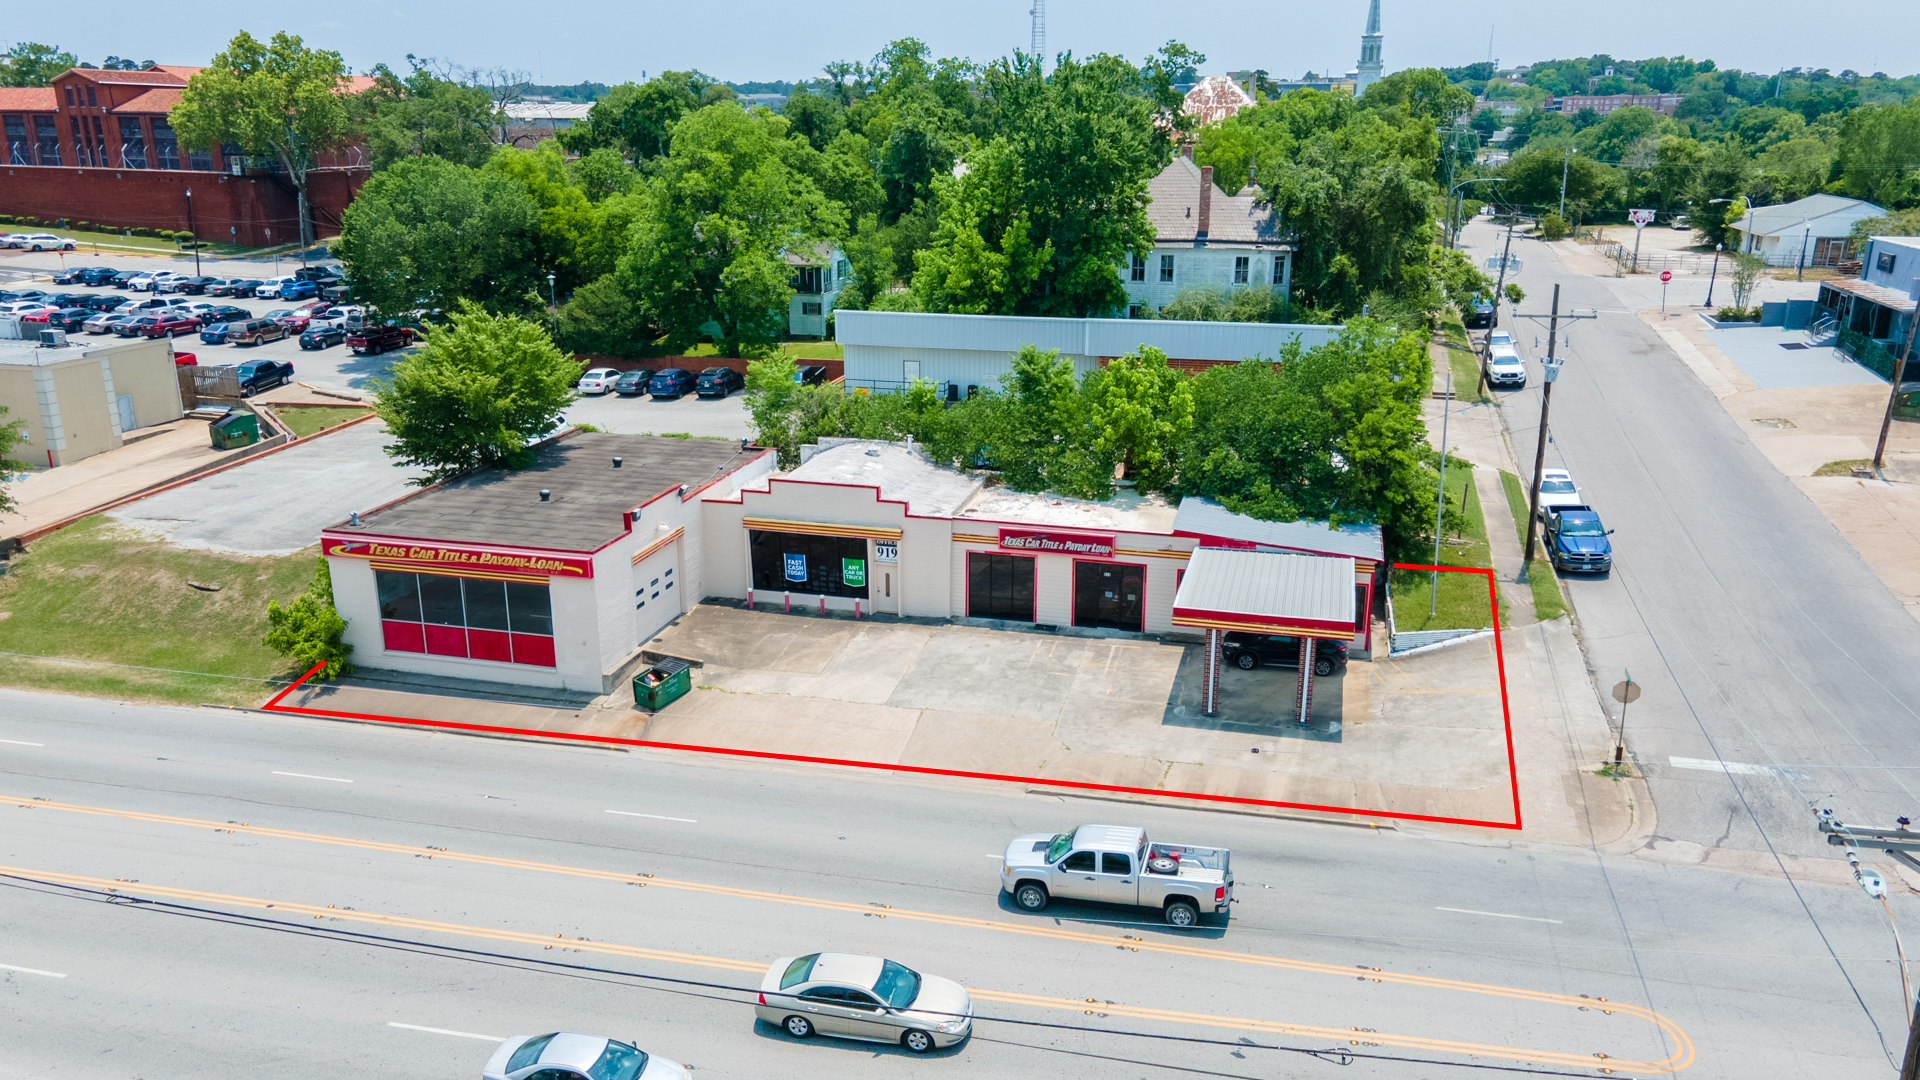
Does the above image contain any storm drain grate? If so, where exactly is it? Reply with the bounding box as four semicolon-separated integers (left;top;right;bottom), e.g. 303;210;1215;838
1779;342;1810;350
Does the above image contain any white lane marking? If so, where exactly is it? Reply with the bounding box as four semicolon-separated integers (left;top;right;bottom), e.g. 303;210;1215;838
0;963;68;978
388;1022;501;1041
0;739;44;746
606;810;696;823
984;854;1004;858
1436;907;1564;925
1668;756;1809;781
272;771;354;783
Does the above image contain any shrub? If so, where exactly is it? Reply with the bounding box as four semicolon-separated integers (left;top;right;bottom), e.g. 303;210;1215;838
75;221;90;232
1540;213;1569;241
262;557;352;680
1716;306;1761;323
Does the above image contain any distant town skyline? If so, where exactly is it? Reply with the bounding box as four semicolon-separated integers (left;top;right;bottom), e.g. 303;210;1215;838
7;0;1913;87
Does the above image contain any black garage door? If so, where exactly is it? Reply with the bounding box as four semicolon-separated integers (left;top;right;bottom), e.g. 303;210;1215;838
1073;561;1145;632
968;552;1035;622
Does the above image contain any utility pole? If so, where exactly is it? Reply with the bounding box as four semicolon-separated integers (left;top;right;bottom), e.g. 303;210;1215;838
1523;283;1563;567
1874;304;1919;470
1558;146;1572;219
1815;809;1920;1079
1480;222;1515;396
1431;361;1453;616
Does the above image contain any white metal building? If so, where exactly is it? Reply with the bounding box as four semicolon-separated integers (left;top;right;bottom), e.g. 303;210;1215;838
1727;194;1887;268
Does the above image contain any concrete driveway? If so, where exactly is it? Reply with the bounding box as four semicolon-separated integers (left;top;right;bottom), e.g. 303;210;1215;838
107;419;425;555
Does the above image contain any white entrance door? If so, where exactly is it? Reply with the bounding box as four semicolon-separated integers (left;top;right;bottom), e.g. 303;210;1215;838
632;541;683;647
902;360;920;385
116;394;135;434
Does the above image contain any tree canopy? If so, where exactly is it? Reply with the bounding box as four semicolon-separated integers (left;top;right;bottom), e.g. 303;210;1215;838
0;43;77;87
357;58;500;170
335;155;542;317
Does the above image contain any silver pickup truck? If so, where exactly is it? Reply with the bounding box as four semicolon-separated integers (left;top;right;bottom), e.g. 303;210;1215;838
1000;824;1232;927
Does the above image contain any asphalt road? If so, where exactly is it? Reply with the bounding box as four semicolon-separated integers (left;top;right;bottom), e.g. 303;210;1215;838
1456;217;1920;864
0;689;1907;1079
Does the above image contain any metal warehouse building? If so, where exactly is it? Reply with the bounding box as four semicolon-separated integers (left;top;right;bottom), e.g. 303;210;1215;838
834;310;1344;396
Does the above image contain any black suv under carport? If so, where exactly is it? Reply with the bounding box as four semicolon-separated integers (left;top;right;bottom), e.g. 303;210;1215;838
1222;634;1349;677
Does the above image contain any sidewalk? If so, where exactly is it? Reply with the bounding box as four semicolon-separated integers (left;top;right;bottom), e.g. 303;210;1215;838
1;418;226;539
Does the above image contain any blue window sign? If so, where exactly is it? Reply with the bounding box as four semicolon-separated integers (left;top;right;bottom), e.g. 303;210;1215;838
784;553;807;582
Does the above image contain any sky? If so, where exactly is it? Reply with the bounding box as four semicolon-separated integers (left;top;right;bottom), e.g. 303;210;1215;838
8;0;1916;87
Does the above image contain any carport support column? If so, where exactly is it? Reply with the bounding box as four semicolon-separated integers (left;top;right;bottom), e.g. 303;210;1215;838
1201;629;1222;716
1293;636;1316;726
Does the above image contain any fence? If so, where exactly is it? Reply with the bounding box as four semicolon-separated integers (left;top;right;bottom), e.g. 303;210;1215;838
1588;240;1717;275
178;365;242;408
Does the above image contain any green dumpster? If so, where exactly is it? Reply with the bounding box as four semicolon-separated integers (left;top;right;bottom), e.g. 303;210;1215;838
210;411;260;450
633;658;692;713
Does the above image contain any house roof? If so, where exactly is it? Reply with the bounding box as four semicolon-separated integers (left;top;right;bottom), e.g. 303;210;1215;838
110;88;184;114
1182;76;1255;126
1147;156;1284;247
328;433;762;553
503;101;593;122
1732;194;1886;238
65;66;198;87
1823;275;1917;313
0;87;58;111
782;242;838;267
1173;497;1385;563
1172;547;1357;633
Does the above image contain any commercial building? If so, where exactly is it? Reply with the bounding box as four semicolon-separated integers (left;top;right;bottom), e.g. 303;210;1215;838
1726;193;1888;268
0;333;183;467
1548;94;1684;117
1819;236;1920;355
835;309;1341;395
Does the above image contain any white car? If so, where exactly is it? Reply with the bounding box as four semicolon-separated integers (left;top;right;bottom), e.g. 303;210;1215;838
1485;330;1513;351
308;305;364;330
253;276;297;299
577;367;621;395
124;272;157;291
0;301;55;316
1535;469;1583;519
755;952;973;1053
1486;344;1525;388
482;1032;685;1080
19;233;76;251
0;233;29;248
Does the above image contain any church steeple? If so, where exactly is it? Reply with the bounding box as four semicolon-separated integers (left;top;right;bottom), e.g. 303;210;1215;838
1355;0;1384;97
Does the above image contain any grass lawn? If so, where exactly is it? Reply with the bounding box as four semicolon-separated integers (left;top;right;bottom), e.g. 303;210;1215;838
782;341;843;360
0;516;314;706
1814;458;1871;477
1498;470;1569;621
1389;459;1508;632
273;406;372;439
1438;314;1488;404
36;226;256;257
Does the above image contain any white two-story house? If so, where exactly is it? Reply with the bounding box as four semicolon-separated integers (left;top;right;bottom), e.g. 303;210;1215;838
787;243;850;338
1121;155;1294;317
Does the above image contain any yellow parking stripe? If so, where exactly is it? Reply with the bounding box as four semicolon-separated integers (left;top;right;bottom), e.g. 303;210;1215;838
6;795;1693;1072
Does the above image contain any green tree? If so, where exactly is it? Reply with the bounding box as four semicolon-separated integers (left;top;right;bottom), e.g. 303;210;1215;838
0;42;77;87
335;155;542;317
1360;68;1475;125
373;301;582;484
263;557;352;681
1082;346;1193;492
1147;284;1295;323
1498;144;1613;214
1649;135;1705;213
557;71;717;160
986;345;1086;493
171;32;354;249
782;84;845;150
623;103;844;356
0;404;29;516
1838;99;1920;209
555;273;656;357
569;147;637;203
1577;106;1672;161
1850;207;1920;250
357;58;500;170
911;138;1053;314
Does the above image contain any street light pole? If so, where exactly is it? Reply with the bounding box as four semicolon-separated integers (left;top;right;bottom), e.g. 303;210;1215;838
1706;243;1722;308
546;272;558;338
1523;283;1563;567
1558;145;1572;219
184;187;199;276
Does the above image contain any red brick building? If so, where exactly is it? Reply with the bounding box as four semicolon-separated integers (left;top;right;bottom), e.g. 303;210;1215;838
1549;93;1685;118
0;65;372;247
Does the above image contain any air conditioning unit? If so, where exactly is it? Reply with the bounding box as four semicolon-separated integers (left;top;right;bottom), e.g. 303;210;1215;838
38;329;68;348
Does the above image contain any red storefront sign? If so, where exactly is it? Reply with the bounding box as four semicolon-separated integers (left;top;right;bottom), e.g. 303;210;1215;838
322;536;595;579
999;528;1116;558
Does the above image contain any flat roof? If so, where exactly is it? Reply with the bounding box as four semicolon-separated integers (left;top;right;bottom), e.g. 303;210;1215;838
836;310;1342;362
1173;547;1356;632
1172;497;1384;562
329;433;760;553
0;336;133;366
767;439;984;518
956;486;1178;534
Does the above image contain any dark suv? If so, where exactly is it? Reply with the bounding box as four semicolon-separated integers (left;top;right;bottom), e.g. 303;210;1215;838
1221;634;1349;677
695;366;744;398
1463;295;1496;329
648;368;697;399
235;359;295;396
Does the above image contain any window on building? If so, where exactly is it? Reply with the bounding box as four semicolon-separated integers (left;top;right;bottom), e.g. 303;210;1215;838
3;115;26;165
967;552;1035;622
793;266;823;294
801;301;822;316
188;147;212;170
1272;255;1286;286
1159;254;1174;282
1129;253;1146;282
118;117;146;168
64;86;76;107
838;258;851;279
748;530;869;599
150;118;179;170
33;116;61;166
69;117;89;167
1880;251;1898;274
374;569;556;667
220;142;243;173
85;86;96;108
1128;304;1143;319
1234;256;1249;284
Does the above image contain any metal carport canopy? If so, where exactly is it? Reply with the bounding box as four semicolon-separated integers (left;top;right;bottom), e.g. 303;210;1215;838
1171;547;1356;636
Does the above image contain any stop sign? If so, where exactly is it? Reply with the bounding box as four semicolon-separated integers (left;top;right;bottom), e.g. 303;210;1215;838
1660;270;1673;283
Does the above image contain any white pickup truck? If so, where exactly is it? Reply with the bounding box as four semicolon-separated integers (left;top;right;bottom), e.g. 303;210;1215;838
1000;824;1233;927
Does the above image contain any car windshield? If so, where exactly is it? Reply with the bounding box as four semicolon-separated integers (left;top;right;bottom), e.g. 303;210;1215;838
1045;831;1075;863
506;1034;558;1072
1539;480;1577;494
872;959;921;1010
780;953;820;989
1559;517;1606;536
586;1040;649;1080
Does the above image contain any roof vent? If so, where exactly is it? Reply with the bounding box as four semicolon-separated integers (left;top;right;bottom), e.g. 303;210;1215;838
539;489;551;502
865;449;880;457
613;456;623;468
349;511;360;527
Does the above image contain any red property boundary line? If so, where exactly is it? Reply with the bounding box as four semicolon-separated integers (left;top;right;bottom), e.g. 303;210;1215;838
264;566;1519;831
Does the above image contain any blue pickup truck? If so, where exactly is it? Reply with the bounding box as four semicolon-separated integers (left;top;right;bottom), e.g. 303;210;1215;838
1544;505;1613;573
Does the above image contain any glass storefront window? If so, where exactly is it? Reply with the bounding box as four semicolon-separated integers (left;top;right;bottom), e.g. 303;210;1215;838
374;569;555;667
748;530;869;599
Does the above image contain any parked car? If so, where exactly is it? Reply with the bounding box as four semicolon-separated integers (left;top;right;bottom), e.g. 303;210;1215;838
1221;633;1348;676
199;322;238;344
210;278;262;297
138;312;202;338
77;266;122;286
577;367;621;395
1001;824;1232;927
227;318;289;346
794;364;830;386
1463;295;1496;329
45;308;93;332
294;265;344;284
52;266;100;285
153;274;194;293
253;276;296;299
300;324;347;350
115;316;164;337
696;366;745;398
202;304;250;324
1486;345;1526;388
169;276;217;295
612;369;655;396
0;301;54;317
755;952;972;1053
482;1033;687;1080
281;280;320;301
345;323;413;355
115;297;190;315
235;359;294;395
0;233;31;248
1533;469;1583;520
15;233;76;251
124;272;158;292
84;312;134;334
1670;214;1689;231
1;289;49;303
647;368;697;399
320;283;352;302
110;270;142;288
1544;505;1614;573
72;294;125;311
273;309;315;333
307;305;363;330
172;351;198;367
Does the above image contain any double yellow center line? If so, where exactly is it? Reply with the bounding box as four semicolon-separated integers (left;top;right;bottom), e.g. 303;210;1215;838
6;794;1694;1072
